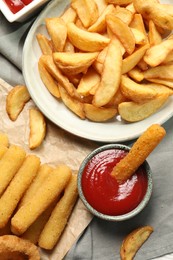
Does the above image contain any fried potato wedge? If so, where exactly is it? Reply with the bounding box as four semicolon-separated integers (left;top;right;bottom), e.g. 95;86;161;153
106;14;135;54
130;14;148;44
128;67;144;82
67;22;110;52
84;103;117;122
77;67;100;96
93;39;122;107
106;0;133;5
60;6;77;24
148;20;162;46
143;64;173;80
36;34;53;55
120;75;157;103
88;4;115;33
133;0;173;30
53;52;99;75
71;0;99;28
6;85;30;121
45;18;67;52
29;109;46;150
112;6;133;25
59;85;85;119
147;78;173;89
144;39;173;67
122;44;149;74
120;226;153;260
118;93;169;122
146;83;173;96
38;59;60;98
0;132;9;147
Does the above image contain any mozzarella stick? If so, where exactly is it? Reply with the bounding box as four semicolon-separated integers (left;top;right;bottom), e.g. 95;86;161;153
0;145;26;196
111;124;166;181
0;132;9;147
38;174;78;250
21;197;60;244
18;163;53;208
11;164;72;235
0;155;40;228
0;145;8;159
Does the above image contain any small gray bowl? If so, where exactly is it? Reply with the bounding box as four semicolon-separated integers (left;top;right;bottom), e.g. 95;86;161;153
78;144;153;221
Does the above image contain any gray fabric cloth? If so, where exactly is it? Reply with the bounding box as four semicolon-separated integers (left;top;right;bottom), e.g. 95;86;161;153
1;11;173;260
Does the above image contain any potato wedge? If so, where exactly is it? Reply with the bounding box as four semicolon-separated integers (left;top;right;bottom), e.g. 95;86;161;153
147;78;173;89
106;0;133;5
122;44;149;74
67;22;110;52
146;83;173;96
6;85;30;121
36;34;53;55
59;85;85;119
94;0;107;15
38;59;60;99
40;55;75;96
29;109;46;150
120;75;157;103
77;67;100;96
71;0;99;28
93;39;122;107
53;52;99;75
133;0;173;30
144;39;173;67
60;6;77;24
84;103;117;122
148;20;162;46
0;133;9;147
143;64;173;80
120;226;153;260
130;14;148;45
112;6;133;25
45;18;67;52
88;4;115;33
118;93;169;122
106;14;135;54
128;67;144;82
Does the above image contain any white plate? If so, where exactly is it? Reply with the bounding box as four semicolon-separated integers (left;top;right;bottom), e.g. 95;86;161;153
23;0;173;143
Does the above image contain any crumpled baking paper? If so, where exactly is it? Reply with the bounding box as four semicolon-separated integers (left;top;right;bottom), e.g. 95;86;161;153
0;78;98;259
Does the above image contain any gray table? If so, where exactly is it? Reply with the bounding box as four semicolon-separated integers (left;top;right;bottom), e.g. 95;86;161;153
1;11;173;260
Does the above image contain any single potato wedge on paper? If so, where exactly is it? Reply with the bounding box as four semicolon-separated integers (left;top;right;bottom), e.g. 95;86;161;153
118;93;169;122
120;226;153;260
6;85;30;121
29;109;46;150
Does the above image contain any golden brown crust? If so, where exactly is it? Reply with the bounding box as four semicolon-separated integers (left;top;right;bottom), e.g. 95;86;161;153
111;124;166;181
0;235;40;260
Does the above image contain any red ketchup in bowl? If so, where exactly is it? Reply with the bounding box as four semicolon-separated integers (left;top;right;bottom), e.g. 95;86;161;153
81;149;148;216
3;0;33;14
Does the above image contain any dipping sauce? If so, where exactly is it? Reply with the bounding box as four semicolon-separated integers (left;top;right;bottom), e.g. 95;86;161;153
81;149;148;216
3;0;33;14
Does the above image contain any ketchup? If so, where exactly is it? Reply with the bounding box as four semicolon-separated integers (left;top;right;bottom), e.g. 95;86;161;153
3;0;24;14
81;149;148;216
3;0;33;14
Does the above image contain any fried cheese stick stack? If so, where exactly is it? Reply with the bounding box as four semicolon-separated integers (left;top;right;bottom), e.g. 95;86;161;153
38;173;78;250
0;145;26;196
0;155;40;229
11;165;72;235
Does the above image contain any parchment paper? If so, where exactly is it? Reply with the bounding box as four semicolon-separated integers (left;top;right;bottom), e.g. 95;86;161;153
0;78;98;259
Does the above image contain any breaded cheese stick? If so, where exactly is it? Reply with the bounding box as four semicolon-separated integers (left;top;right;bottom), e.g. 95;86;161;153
38;173;78;250
11;164;72;235
0;132;9;147
111;124;166;181
0;145;8;159
0;145;26;196
22;196;60;244
0;155;40;228
18;163;53;208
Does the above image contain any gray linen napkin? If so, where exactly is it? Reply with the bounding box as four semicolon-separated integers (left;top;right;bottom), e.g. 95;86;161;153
0;11;173;260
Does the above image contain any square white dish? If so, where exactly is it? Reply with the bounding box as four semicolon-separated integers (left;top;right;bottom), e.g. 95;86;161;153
0;0;49;22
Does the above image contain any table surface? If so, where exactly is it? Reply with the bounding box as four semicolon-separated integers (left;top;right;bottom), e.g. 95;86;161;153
0;6;173;260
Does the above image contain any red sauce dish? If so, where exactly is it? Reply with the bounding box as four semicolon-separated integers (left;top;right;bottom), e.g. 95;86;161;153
78;144;153;221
